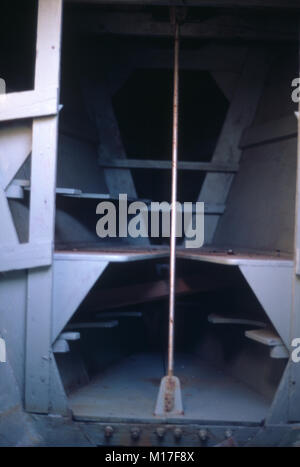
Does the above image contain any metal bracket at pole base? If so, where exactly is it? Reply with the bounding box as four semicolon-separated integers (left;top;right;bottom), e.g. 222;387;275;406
154;376;184;417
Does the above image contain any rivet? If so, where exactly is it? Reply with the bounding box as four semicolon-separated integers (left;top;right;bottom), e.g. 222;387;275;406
104;426;114;439
199;429;208;441
156;427;166;439
131;427;141;441
174;427;182;441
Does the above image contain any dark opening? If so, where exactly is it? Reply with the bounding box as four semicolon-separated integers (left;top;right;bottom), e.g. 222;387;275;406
0;0;37;92
113;68;229;203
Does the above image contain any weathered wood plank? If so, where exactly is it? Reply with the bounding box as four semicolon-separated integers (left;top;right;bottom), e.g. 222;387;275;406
100;158;239;172
26;0;63;414
34;0;62;90
29;117;59;243
208;313;266;327
0;88;58;122
245;328;283;346
0;242;52;273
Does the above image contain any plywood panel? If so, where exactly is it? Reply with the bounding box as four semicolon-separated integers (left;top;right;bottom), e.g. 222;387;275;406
214;138;297;252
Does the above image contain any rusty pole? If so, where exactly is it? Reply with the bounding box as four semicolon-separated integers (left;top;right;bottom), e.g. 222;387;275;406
168;19;180;377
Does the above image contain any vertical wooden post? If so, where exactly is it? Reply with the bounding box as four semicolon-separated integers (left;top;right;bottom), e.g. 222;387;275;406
288;39;300;420
25;0;62;413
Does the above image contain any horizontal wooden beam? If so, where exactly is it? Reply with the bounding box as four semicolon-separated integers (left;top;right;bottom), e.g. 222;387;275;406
0;88;58;122
67;0;300;9
100;158;239;172
245;328;283;346
83;273;232;311
0;242;52;272
240;114;297;149
70;12;297;41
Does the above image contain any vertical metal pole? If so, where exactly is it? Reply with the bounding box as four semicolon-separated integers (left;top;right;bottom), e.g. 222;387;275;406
168;21;180;377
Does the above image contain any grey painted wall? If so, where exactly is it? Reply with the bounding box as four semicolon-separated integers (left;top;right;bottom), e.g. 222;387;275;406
0;271;27;412
214;49;298;253
56;134;108;194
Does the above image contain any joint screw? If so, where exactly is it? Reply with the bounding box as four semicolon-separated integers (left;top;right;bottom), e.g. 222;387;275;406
174;427;182;441
104;426;114;439
225;429;233;439
131;427;141;441
156;427;166;440
199;429;208;441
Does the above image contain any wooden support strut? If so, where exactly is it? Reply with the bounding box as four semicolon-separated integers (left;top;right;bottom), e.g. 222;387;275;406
99;158;239;172
25;0;63;414
190;48;272;245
